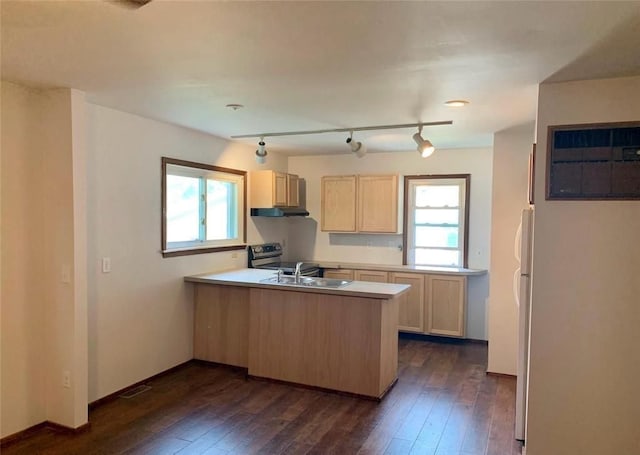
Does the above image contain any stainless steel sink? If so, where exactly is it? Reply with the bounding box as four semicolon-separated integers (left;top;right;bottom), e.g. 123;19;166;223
260;276;352;288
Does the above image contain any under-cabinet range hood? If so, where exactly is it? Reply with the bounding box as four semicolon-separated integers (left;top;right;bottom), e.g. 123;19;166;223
250;207;309;217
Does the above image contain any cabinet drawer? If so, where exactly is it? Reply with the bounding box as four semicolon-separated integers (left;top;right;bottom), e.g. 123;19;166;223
322;269;355;280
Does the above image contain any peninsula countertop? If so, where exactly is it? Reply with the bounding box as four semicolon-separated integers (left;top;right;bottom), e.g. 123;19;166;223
184;268;410;299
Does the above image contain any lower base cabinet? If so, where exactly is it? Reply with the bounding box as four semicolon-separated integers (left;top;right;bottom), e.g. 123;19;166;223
390;272;425;333
192;282;401;398
193;285;249;367
323;269;355;280
426;275;466;337
324;268;467;338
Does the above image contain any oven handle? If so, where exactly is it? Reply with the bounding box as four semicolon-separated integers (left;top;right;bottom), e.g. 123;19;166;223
300;268;321;277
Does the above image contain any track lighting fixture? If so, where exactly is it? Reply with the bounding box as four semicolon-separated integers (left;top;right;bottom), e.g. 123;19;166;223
255;137;267;164
413;126;435;158
233;120;452;157
346;131;367;158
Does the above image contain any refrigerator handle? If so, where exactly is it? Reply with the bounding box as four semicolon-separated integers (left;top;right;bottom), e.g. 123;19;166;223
513;267;521;307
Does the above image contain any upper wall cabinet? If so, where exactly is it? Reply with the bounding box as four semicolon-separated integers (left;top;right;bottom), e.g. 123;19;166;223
250;170;300;208
321;175;358;231
321;174;398;233
547;122;640;200
358;174;398;232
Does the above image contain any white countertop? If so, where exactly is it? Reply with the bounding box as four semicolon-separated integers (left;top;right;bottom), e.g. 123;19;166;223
313;261;487;276
185;268;410;299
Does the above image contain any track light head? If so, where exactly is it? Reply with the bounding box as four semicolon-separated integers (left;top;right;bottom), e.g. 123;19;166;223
413;129;435;158
346;132;367;158
255;138;267;164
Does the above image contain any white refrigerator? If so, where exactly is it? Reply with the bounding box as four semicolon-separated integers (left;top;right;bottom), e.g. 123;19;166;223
515;207;534;442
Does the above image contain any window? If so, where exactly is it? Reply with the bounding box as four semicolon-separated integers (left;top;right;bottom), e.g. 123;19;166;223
162;157;246;257
403;174;470;268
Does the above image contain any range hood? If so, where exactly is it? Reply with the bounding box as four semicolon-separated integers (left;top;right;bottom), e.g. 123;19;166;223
250;207;310;217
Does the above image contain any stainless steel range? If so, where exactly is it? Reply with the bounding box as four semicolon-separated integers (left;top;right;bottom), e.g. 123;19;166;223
248;243;320;277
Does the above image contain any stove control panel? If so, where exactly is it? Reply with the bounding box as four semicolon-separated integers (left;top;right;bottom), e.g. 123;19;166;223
249;242;283;260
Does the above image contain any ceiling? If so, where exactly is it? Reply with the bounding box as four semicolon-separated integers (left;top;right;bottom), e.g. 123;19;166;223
2;1;639;156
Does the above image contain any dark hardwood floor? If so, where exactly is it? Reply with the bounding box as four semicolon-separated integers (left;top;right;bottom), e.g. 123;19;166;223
3;338;522;455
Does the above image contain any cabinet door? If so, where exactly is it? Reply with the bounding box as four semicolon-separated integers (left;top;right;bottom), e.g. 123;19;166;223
323;269;355;280
194;285;249;367
249;170;275;208
273;172;288;206
321;175;357;232
390;272;424;333
358;174;398;233
354;270;389;283
287;174;299;207
427;275;466;337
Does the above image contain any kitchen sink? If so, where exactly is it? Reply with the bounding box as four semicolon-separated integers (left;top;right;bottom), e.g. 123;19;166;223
260;276;352;288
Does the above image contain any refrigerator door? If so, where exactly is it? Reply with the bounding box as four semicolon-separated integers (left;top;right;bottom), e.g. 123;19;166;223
515;207;534;442
515;273;531;441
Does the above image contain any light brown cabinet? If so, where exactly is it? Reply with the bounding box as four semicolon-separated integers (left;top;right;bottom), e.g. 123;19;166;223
192;282;400;399
250;170;299;208
322;267;468;338
354;270;389;283
357;174;398;232
321;175;357;231
321;174;398;233
193;285;249;367
322;269;355;280
390;272;425;333
426;275;466;337
287;174;299;207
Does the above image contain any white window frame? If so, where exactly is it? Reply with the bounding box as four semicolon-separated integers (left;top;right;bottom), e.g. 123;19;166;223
162;157;246;257
403;174;470;268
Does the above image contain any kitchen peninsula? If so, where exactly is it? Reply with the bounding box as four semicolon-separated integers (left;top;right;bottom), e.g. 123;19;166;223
185;268;410;399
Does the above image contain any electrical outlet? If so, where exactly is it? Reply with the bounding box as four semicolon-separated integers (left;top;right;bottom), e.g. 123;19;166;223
231;252;238;259
63;371;71;388
102;257;111;273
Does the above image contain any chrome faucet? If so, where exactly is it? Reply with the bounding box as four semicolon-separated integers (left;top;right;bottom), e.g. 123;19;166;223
276;269;283;283
294;262;303;283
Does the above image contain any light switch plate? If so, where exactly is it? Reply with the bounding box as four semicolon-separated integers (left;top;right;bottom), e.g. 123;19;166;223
102;257;111;273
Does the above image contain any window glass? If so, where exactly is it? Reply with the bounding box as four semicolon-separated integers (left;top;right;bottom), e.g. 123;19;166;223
404;175;469;267
415;226;459;248
162;158;246;257
415;208;459;225
166;175;200;243
415;185;459;207
415;248;460;267
206;179;237;240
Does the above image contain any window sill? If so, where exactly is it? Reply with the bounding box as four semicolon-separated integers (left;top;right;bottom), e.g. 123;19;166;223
162;244;246;258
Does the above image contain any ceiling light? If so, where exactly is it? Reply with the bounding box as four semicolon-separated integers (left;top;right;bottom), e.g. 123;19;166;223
346;131;367;158
413;127;435;158
232;121;451;156
226;103;244;111
444;100;469;107
255;138;267;164
232;121;452;139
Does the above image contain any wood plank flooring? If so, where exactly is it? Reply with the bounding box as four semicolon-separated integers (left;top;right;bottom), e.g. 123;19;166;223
2;337;522;455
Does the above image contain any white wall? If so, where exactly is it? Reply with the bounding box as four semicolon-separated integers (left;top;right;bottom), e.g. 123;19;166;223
287;148;493;340
86;104;289;401
1;81;47;437
527;76;640;454
40;89;89;428
1;82;89;436
487;123;534;375
1;83;291;436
